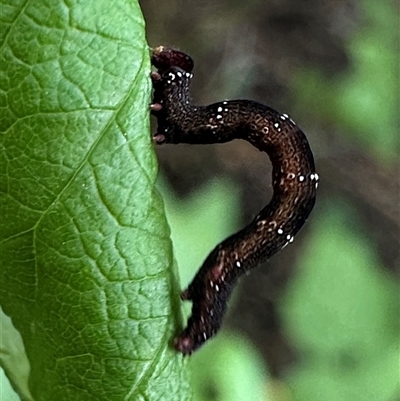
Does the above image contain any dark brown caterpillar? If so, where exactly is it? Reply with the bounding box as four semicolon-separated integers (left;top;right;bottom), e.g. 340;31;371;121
150;46;318;355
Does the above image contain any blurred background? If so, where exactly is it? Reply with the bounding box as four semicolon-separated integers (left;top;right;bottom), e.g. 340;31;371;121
142;0;399;400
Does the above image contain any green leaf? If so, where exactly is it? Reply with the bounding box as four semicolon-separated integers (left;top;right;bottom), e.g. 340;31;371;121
159;178;271;400
0;1;189;400
292;0;399;164
158;177;241;288
191;333;271;401
280;201;400;401
0;306;32;401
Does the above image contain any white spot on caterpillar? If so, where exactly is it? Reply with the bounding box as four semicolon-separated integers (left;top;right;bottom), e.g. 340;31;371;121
287;173;295;179
299;175;305;182
203;332;208;340
224;108;229;112
215;284;220;292
282;113;289;118
274;123;280;128
286;234;292;240
280;115;286;120
217;107;223;112
167;80;171;84
168;72;175;80
206;124;218;129
210;281;214;288
277;228;284;235
177;71;182;77
216;115;223;120
262;126;269;134
223;101;228;104
289;236;294;243
236;261;241;268
268;221;277;232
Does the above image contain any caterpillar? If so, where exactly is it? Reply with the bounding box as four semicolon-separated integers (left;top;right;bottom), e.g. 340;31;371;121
150;46;318;355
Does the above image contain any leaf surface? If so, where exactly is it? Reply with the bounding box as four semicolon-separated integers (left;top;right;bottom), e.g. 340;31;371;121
0;1;189;399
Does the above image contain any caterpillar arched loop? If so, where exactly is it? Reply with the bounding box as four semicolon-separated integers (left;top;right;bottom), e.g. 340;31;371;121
151;47;318;355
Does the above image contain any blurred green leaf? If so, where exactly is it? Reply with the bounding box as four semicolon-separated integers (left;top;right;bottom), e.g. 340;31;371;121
0;307;32;401
159;177;241;288
160;178;270;399
0;1;189;400
191;334;270;401
280;201;400;401
285;344;400;401
1;368;22;401
292;0;399;163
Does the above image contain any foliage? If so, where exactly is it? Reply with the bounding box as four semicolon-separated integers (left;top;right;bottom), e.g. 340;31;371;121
157;1;400;399
280;201;400;401
2;0;397;399
0;1;189;400
160;177;271;401
191;334;269;401
292;0;399;164
160;180;399;401
284;1;400;396
159;177;241;289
